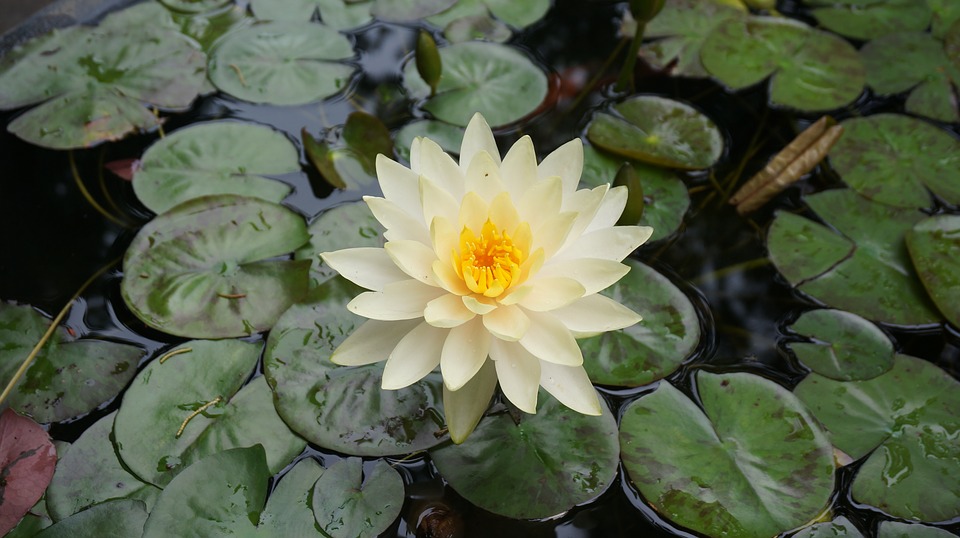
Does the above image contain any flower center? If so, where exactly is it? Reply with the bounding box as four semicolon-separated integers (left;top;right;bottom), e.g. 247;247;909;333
454;219;524;298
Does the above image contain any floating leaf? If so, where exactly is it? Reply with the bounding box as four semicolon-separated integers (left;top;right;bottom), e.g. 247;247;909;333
786;309;894;381
766;190;940;326
34;500;147;538
173;5;253;53
296;202;385;287
250;0;374;29
341;111;394;171
431;390;618;519
208;21;355;105
620;373;835;538
394;120;463;163
906;215;960;329
443;14;512;43
402;41;548;127
161;0;232;14
930;0;960;38
121;195;310;338
802;0;932;40
303;112;392;191
428;0;550;30
0;409;56;536
257;459;325;535
311;458;404;538
303;128;347;190
878;521;958;538
793;516;864;538
795;354;960;521
579;260;699;387
636;0;745;77
0;302;142;423
133;121;299;214
373;0;457;21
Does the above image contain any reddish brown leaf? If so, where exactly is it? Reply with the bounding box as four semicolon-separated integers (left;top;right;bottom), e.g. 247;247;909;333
0;409;57;535
104;158;141;181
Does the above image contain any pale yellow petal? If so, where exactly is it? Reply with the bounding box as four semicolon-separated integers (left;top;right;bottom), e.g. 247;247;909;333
347;279;445;320
375;154;421;219
560;184;607;249
500;135;538;199
490;339;540;414
518;175;562;232
463;151;506;203
382;321;444;389
518;311;582;366
538;138;583;195
457;191;489;233
585;185;628;233
409;136;422;174
364;196;431;245
532;211;577;259
419;137;465;200
460;112;501;172
320;247;407;291
551;294;642;337
482;303;530;341
331;319;419;366
536;258;630;295
440;317;491;391
385;240;438;285
432;259;471;296
424;293;476;328
443;359;497;444
539;361;602;415
554;225;653;262
420;176;460;232
488;191;521;236
462;295;497;315
515;276;585;312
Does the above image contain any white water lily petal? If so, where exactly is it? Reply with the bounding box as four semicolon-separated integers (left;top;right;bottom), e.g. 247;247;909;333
464;151;506;203
551;294;642;337
586;185;628;233
539;361;602;415
420;176;460;232
532;212;578;259
460;112;501;172
462;295;497;315
536;258;630;295
488;191;521;237
331;319;420;366
441;317;491;391
482;304;530;341
385;240;438;285
490;339;540;414
409;137;422;174
382;321;444;389
321;248;408;291
554;225;653;262
538;138;583;195
518;176;563;232
500;135;538;199
424;293;476;328
376;154;421;218
562;185;607;246
420;137;465;200
518;311;582;366
444;359;497;444
364;196;431;245
458;191;489;233
347;279;445;320
516;277;585;311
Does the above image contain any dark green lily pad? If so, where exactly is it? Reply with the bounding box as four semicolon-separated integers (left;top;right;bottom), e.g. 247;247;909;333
0;302;142;423
133;121;298;214
907;215;960;328
803;0;932;40
578;260;698;387
581;144;689;241
930;0;960;38
311;458;404;538
46;412;160;521
263;277;446;456
121;195;310;338
431;390;618;519
208;21;355;105
394;120;463;162
587;95;723;170
141;446;270;537
878;521;958;538
250;0;374;29
795;354;960;522
829;115;960;208
34;500;147;538
766;189;940;326
402;41;547;127
257;459;325;535
701;16;864;111
786;309;894;381
636;0;745;77
793;516;864;538
161;0;232;14
114;340;305;487
296;202;385;287
620;372;835;538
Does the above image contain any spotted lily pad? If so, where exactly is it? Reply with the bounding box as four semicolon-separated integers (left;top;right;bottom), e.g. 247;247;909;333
121;195;310;338
786;309;894;381
0;302;142;423
636;0;745;77
257;458;325;535
619;373;835;538
133;122;299;214
296;202;385;287
802;0;932;40
795;354;960;522
208;21;355;105
250;0;373;29
766;189;940;326
311;458;404;538
906;215;960;328
430;390;618;519
402;41;548;127
34;500;147;538
793;516;864;538
587;95;723;170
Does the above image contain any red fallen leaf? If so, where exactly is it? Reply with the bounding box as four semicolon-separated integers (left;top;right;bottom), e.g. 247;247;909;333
0;409;57;535
104;158;141;181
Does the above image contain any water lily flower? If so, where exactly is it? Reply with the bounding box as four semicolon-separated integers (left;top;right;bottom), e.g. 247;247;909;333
321;113;652;443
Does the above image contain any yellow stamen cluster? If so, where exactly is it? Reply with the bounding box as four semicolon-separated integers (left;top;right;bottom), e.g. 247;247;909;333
454;219;523;297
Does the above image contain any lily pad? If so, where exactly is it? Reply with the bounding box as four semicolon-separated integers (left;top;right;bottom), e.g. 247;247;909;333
795;354;960;521
114;340;305;487
296;202;385;287
311;458;404;538
161;0;232;14
766;189;940;326
587;95;723;170
636;0;745;77
878;521;958;538
442;14;512;43
907;215;960;327
581;144;689;241
0;302;142;423
263;277;446;456
619;373;835;538
173;5;254;53
578;260;699;387
829;115;960;208
303;112;394;191
372;0;457;21
208;21;355;105
786;309;894;381
793;516;864;538
402;41;548;127
34;500;147;538
430;391;618;519
133;121;299;214
46;412;160;521
700;16;864;111
802;0;932;40
394;120;464;163
121;195;310;338
0;409;56;536
250;0;374;29
257;459;326;535
930;0;960;38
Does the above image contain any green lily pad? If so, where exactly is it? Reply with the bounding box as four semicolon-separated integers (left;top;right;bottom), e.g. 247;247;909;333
133;121;298;214
263;277;446;456
34;500;147;538
402;41;548;127
930;0;960;38
46;412;160;521
372;0;457;21
430;391;618;519
141;446;270;537
619;372;835;538
878;521;958;538
173;5;253;53
581;144;689;241
907;215;960;327
793;516;864;538
311;458;404;538
304;111;394;191
795;354;960;521
587;95;723;170
257;459;325;535
208;21;355;105
701;16;865;111
786;309;894;381
121;195;310;338
829;115;960;208
250;0;374;29
161;0;232;14
442;14;512;43
803;0;932;40
394;120;463;163
114;340;305;487
0;302;142;423
296;202;385;287
766;189;940;326
636;0;745;77
578;260;699;387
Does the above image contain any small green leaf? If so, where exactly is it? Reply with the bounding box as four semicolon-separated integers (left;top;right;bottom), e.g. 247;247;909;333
416;30;442;97
311;458;404;538
878;521;958;538
906;215;960;329
34;500;147;538
804;0;932;40
160;0;232;14
638;0;745;77
303;128;348;190
251;0;374;29
372;0;457;21
786;309;894;381
257;459;325;535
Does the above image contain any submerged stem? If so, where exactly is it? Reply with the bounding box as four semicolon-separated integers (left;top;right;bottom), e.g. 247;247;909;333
97;148;128;220
69;151;131;228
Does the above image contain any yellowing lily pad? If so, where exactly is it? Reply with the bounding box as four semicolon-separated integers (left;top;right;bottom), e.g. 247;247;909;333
786;309;894;381
906;214;960;328
802;0;932;40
